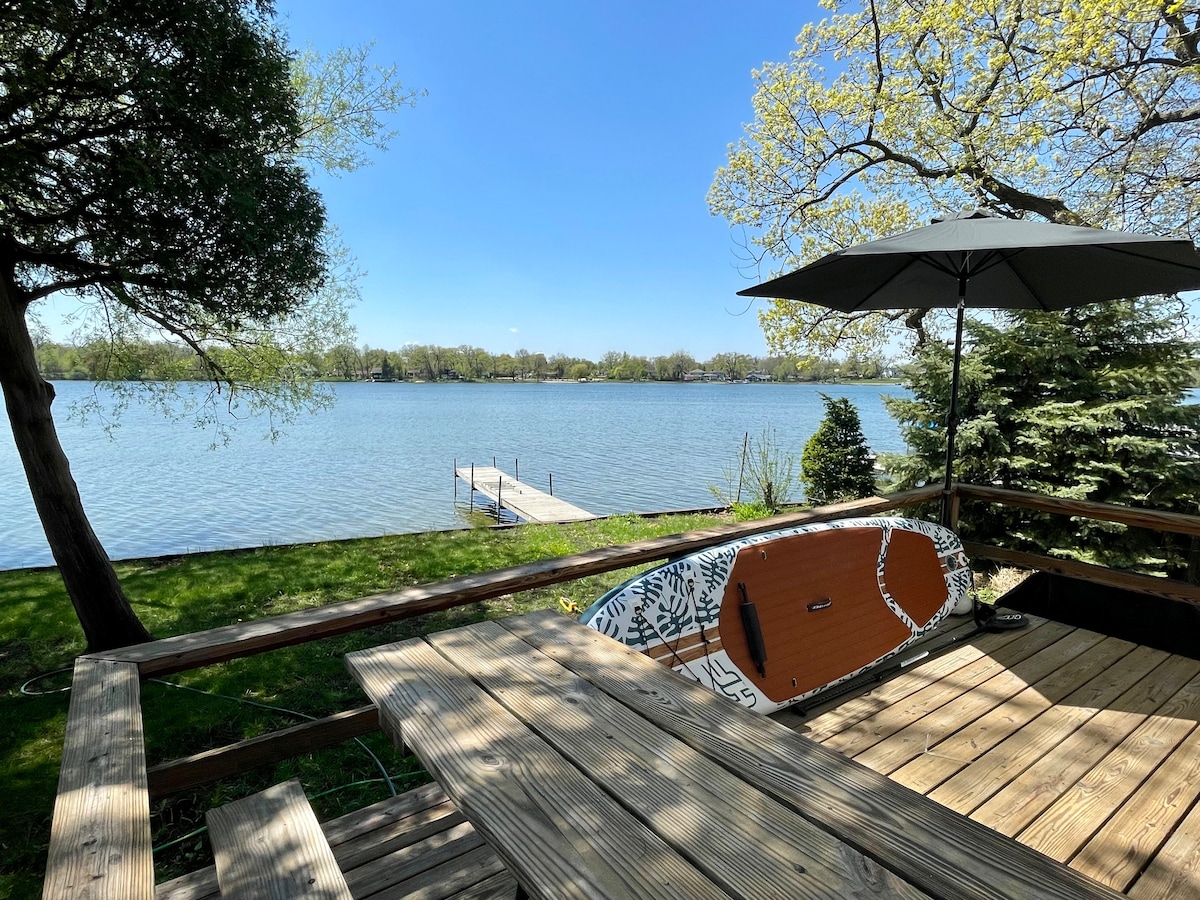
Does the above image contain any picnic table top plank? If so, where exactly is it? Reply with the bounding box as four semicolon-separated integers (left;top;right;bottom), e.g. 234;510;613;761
426;620;930;900
346;636;735;900
503;608;1125;900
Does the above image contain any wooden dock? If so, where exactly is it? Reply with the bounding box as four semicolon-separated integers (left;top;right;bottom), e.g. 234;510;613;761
455;465;594;523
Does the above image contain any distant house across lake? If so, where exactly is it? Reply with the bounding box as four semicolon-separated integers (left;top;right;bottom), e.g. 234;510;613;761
683;369;727;382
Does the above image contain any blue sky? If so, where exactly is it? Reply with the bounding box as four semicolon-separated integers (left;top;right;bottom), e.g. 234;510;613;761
275;1;816;361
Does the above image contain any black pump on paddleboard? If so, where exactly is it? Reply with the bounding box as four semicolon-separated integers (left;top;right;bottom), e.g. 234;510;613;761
738;582;768;677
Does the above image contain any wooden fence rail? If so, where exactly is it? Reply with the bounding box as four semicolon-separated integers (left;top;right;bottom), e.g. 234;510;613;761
956;483;1200;537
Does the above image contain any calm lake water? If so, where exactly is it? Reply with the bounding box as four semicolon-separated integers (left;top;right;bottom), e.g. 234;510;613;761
0;380;912;571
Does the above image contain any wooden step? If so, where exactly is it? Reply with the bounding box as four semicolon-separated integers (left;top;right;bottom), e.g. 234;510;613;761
157;782;513;900
206;779;352;899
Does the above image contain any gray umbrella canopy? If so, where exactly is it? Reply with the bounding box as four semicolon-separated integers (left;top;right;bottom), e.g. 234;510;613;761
738;211;1200;526
738;211;1200;311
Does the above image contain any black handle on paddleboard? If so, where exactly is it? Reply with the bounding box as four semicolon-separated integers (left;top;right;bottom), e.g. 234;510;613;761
738;582;768;677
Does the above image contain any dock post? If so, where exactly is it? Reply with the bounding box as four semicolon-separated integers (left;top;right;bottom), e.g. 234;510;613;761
497;476;502;521
515;458;519;482
549;473;553;496
470;463;475;513
736;431;749;505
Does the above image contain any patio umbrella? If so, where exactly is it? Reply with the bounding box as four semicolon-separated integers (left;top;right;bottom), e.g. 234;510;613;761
737;210;1200;527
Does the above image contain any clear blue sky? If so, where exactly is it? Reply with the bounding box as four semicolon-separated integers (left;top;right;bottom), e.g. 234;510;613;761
276;1;816;361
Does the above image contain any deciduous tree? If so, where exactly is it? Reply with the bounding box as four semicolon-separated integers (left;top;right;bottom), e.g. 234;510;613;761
709;0;1200;353
658;350;699;382
708;352;754;381
1;0;414;649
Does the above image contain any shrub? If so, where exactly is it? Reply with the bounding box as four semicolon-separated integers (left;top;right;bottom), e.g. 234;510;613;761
802;395;877;504
711;427;797;514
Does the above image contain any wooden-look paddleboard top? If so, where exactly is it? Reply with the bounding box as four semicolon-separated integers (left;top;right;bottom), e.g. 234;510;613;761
580;517;970;713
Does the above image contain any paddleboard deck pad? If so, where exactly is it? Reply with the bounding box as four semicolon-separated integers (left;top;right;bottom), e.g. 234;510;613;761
579;517;970;714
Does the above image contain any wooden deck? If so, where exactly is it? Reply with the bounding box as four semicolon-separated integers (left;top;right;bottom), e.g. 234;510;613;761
774;614;1200;898
455;466;593;523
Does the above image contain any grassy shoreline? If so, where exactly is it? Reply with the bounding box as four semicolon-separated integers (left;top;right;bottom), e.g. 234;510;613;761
0;512;727;899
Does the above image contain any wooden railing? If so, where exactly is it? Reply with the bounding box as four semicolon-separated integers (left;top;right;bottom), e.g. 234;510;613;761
43;480;1200;898
956;483;1200;605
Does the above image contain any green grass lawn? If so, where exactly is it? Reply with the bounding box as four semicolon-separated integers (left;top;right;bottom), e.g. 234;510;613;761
0;512;725;899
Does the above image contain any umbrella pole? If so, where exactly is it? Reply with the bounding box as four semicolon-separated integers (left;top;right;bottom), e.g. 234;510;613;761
941;294;966;529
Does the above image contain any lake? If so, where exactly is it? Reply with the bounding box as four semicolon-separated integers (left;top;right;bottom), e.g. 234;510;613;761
0;380;912;571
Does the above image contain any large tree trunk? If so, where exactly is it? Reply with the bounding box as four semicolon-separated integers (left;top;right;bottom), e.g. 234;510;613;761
0;280;153;651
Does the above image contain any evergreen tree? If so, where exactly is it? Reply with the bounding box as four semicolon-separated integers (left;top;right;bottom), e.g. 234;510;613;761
802;395;877;504
883;299;1200;573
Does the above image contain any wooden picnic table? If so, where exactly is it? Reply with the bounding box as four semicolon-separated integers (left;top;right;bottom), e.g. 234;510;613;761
346;608;1124;900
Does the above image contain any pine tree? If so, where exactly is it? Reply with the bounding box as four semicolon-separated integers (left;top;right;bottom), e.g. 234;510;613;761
883;299;1200;574
802;395;878;504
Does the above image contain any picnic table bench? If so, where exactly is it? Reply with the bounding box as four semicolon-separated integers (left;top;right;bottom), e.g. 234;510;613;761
346;608;1123;900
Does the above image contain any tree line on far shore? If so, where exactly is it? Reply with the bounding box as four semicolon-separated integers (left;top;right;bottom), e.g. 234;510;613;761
32;338;897;384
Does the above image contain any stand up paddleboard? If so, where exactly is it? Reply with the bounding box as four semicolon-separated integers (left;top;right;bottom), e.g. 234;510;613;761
579;517;971;714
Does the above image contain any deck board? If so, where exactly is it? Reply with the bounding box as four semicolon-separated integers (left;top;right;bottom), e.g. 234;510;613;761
925;644;1170;816
794;616;1200;898
890;635;1138;795
817;619;1074;756
1127;782;1200;899
972;652;1200;838
1072;725;1200;892
1017;670;1200;863
853;626;1108;774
